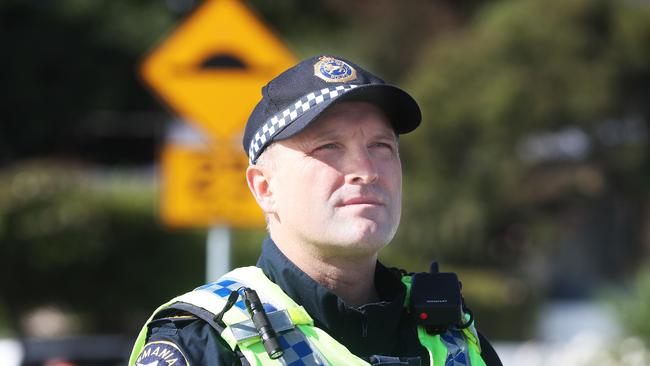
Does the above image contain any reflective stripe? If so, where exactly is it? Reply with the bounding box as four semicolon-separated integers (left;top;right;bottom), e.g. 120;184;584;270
231;310;295;342
417;326;448;366
234;327;329;366
275;328;327;366
297;325;370;366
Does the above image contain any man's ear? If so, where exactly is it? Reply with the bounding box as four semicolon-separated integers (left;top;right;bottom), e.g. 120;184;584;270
246;165;275;213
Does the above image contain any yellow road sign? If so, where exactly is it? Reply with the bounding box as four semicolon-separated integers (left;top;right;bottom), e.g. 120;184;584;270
141;0;297;139
161;143;265;228
141;0;297;228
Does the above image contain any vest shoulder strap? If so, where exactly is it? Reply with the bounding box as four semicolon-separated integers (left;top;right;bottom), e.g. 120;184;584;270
197;266;367;366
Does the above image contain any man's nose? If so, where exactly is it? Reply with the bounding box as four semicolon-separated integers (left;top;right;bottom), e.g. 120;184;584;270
344;147;379;185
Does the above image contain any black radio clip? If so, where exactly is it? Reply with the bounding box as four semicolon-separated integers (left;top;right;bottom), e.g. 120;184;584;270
409;262;473;334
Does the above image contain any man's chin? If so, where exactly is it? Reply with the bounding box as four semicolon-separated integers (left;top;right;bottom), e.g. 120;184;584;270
333;221;395;250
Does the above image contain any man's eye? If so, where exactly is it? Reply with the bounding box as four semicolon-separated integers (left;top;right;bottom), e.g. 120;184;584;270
370;142;393;149
317;143;338;150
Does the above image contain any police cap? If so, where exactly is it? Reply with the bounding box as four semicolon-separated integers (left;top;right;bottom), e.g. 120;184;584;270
243;55;421;164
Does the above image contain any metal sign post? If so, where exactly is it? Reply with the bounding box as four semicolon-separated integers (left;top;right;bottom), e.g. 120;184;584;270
207;226;231;282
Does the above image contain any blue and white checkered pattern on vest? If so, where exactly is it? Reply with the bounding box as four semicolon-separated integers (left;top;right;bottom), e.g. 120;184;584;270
440;329;471;366
248;84;359;164
196;279;327;366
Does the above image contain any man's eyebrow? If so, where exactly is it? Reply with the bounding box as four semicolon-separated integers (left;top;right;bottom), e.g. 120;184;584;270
293;130;337;151
366;128;399;143
305;129;341;143
375;130;398;140
302;128;398;145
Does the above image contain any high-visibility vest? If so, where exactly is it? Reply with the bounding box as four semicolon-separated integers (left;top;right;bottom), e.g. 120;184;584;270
130;266;486;366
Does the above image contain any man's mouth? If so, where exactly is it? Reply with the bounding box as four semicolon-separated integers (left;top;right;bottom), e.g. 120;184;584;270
338;197;383;206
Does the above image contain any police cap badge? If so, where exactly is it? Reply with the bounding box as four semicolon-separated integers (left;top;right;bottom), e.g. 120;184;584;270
314;56;357;83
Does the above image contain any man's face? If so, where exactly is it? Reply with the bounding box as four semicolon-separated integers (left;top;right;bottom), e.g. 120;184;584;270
264;101;402;257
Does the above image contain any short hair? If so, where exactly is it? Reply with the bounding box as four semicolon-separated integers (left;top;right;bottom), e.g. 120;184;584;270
253;143;277;170
250;143;277;232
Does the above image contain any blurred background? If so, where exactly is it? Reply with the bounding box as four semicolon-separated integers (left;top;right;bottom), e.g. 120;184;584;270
2;0;650;365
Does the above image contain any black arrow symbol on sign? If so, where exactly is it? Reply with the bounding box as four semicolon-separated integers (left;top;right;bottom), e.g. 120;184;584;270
199;53;247;70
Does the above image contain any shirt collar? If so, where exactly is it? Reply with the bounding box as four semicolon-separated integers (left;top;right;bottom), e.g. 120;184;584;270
256;236;408;355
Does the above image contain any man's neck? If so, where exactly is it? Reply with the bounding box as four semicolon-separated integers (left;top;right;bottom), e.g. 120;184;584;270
272;234;380;307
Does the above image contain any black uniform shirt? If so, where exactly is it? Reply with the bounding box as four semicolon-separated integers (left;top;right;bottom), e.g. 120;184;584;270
145;237;502;366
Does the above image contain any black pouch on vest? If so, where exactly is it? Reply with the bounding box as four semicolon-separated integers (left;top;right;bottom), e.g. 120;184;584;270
409;262;467;334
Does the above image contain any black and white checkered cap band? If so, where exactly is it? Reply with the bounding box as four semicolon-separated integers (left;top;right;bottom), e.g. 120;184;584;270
248;84;359;164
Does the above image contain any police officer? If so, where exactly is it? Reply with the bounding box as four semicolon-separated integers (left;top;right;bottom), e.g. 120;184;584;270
130;56;502;366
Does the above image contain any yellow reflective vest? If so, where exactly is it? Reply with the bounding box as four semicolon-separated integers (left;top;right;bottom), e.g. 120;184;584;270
130;266;486;366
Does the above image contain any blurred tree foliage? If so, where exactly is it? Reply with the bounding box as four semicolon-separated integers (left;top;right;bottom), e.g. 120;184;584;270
382;0;650;337
0;161;270;336
248;0;489;81
394;0;650;281
612;265;650;346
0;162;206;335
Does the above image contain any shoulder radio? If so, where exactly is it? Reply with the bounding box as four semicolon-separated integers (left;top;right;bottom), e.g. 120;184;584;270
409;262;474;334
